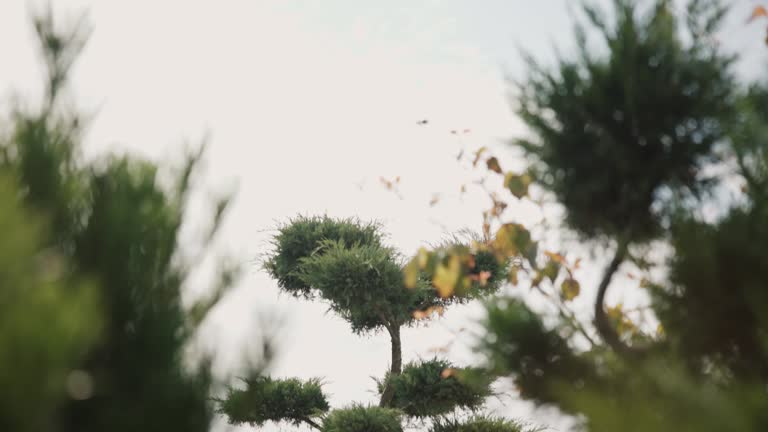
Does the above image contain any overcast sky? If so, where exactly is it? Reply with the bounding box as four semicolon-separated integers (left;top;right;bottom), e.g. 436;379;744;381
2;1;766;431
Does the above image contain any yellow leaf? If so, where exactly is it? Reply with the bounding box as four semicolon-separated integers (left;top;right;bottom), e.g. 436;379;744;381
433;255;461;297
404;261;419;289
541;259;560;283
606;303;623;321
493;223;531;258
544;251;566;264
504;172;532;199
561;278;580;301
417;247;430;268
486;157;503;174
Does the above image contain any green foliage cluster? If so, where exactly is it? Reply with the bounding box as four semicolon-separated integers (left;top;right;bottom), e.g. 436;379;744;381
264;216;383;298
430;416;529;432
516;0;733;240
264;216;485;336
0;10;236;432
483;301;594;405
660;203;768;380
321;405;403;432
220;376;329;427
379;359;492;418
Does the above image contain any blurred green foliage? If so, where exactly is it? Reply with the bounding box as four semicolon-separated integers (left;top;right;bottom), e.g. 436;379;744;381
480;1;768;431
0;9;236;432
516;0;733;241
0;174;99;432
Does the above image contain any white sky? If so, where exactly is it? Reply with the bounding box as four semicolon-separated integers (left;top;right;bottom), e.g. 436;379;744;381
1;1;766;431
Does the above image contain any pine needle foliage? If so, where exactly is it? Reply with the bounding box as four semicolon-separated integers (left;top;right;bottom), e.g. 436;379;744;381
429;416;530;432
378;359;492;418
220;377;329;427
264;216;383;298
321;405;403;432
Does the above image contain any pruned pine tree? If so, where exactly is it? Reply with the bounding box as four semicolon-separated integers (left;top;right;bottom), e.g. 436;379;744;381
219;216;531;432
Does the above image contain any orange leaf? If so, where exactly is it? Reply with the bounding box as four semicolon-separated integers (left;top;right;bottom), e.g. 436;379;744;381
748;5;768;22
469;270;492;286
486;157;503;174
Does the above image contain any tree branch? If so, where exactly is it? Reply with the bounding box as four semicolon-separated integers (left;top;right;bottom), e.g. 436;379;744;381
593;236;634;356
301;417;322;430
378;322;402;407
532;283;598;348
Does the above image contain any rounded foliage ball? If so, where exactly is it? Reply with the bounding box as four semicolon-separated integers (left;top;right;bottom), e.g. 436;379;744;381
321;405;402;432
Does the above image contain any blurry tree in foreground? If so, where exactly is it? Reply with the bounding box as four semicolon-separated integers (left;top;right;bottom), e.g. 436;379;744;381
406;0;768;431
0;10;237;432
217;215;539;432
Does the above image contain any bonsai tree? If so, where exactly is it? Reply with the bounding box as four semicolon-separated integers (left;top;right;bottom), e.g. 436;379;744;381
219;216;532;432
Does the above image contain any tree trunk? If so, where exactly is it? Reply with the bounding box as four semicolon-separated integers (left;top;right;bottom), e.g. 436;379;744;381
378;324;402;407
